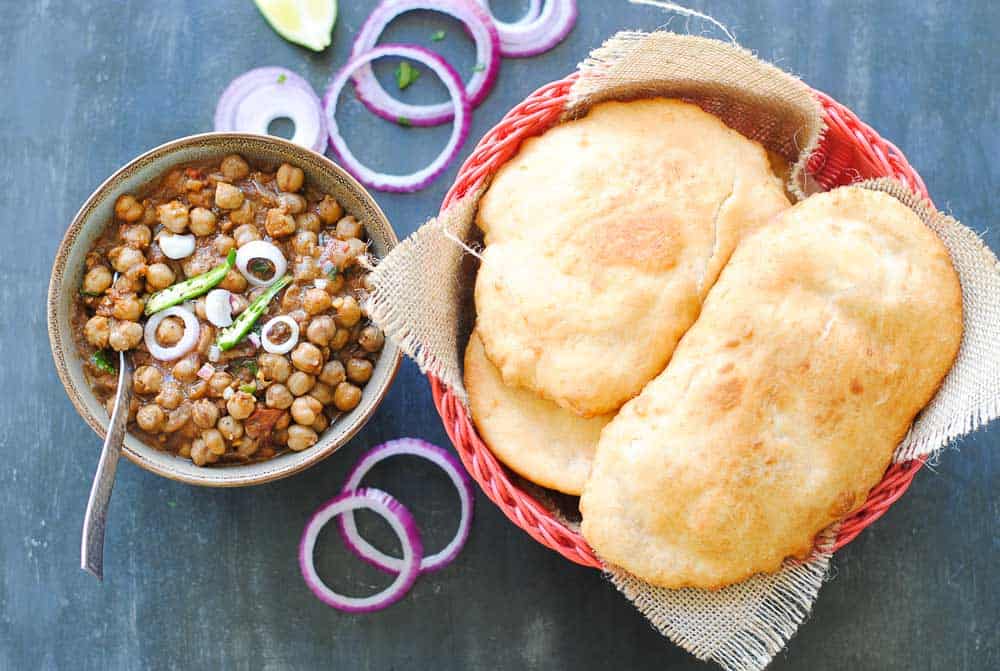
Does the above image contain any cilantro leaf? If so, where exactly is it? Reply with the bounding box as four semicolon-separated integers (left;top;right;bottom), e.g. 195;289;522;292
395;61;421;90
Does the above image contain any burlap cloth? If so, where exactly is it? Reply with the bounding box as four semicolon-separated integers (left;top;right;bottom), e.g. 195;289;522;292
364;31;1000;671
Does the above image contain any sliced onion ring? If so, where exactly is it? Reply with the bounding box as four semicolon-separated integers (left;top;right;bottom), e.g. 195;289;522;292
158;233;196;260
324;44;471;192
339;438;474;574
214;67;328;154
300;488;424;613
143;306;200;361
205;289;233;327
477;0;577;57
350;0;500;127
236;240;287;287
261;315;300;355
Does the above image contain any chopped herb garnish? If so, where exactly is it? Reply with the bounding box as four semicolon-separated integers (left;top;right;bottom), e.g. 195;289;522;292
277;73;287;84
397;116;412;127
327;266;339;281
431;30;446;42
79;289;101;297
91;350;117;375
394;61;421;90
229;358;259;377
472;63;486;73
166;501;178;509
240;382;257;394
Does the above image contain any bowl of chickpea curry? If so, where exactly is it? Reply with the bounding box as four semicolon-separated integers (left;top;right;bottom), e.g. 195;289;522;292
48;133;401;486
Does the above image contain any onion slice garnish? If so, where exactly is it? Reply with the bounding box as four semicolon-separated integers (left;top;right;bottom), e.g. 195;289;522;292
261;315;300;355
323;44;471;192
236;240;288;287
299;488;424;613
143;306;200;361
158;233;196;260
214;67;329;154
196;363;215;381
350;0;500;127
476;0;577;57
339;438;474;574
205;289;234;327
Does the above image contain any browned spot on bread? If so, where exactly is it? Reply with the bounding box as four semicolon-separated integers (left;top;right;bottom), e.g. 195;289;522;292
718;362;735;374
724;338;741;348
709;376;744;411
586;217;682;272
829;490;857;517
850;378;864;395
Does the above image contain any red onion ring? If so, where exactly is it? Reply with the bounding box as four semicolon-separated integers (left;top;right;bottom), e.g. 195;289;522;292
478;0;577;57
260;315;300;355
299;488;423;613
339;438;474;574
323;44;471;192
350;0;500;127
236;240;287;288
143;306;200;361
215;67;328;154
479;0;542;30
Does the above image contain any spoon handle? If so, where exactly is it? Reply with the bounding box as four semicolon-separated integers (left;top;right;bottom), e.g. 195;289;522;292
81;352;133;581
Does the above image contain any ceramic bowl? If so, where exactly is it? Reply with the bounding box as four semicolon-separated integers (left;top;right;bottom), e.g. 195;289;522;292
48;132;401;487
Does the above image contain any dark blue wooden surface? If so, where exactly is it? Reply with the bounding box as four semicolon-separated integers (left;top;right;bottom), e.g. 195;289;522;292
2;1;997;669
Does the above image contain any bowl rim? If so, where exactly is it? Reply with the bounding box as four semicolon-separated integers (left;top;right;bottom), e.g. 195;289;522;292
48;131;402;487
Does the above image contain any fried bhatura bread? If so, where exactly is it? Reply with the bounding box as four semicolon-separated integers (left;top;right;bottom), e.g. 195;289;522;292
474;99;791;417
580;187;963;589
465;331;611;495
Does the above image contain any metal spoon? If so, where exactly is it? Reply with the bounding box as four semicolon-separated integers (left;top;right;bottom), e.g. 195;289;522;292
81;336;134;580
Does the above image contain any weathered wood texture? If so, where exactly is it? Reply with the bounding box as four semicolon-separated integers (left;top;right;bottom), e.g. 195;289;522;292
1;1;996;669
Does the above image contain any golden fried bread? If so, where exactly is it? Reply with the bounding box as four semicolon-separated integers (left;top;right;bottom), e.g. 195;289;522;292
465;331;610;495
474;99;790;417
580;187;963;589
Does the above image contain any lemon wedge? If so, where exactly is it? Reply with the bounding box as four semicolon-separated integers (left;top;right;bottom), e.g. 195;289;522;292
254;0;338;52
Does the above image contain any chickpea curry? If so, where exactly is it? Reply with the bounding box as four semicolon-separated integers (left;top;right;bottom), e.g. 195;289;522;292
73;154;385;467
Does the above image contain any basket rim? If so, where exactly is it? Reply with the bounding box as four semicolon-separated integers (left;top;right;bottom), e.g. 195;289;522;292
430;72;934;569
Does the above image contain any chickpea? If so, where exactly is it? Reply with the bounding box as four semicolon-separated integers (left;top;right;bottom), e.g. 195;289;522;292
335;215;363;240
292;230;318;256
346;358;373;384
112;293;143;321
290;396;322;426
170;357;198;384
108;246;145;273
84;316;111;348
164;403;191;433
220;154;250;181
318;361;345;387
157;316;185;347
229;199;255;225
188;380;209;401
236;438;260;458
287;424;319;452
335;295;362;327
287;371;316;397
295;212;321;233
234;223;261;247
114;194;144;222
265;208;296;238
178;442;192;458
310;382;335;405
275;411;292;431
274;163;304;192
318;195;343;224
306;315;336;346
265;383;294;410
280;284;301;312
109;320;143;351
200;428;225;455
293;257;319;281
324;272;345;294
189;207;217;236
181;253;214;278
213;234;236;256
359;325;385;353
227;391;256;420
136;404;166;433
312;413;329;433
146;263;175;291
122;224;152;249
258;353;291;384
345;238;368;263
278;193;307;214
209;371;233;397
215;182;244;209
157;200;189;233
218;268;248;293
196;323;216;357
117;267;146;293
330;328;350;351
290;342;323;375
154;381;183;410
217;416;243;441
302;287;332;315
190;438;218;466
133;365;163;395
82;265;113;295
334;382;363;412
192;399;220;429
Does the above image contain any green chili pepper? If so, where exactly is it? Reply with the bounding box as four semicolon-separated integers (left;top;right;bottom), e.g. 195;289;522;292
239;382;257;394
91;350;117;374
216;275;292;351
144;249;236;316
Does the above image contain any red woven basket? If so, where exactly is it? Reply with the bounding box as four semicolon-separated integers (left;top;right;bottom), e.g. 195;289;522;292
430;73;932;568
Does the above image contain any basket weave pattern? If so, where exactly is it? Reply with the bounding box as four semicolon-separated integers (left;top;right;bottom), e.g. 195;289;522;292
431;75;932;567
